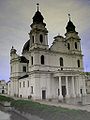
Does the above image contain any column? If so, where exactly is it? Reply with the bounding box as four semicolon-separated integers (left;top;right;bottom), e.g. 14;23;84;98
66;76;69;98
58;77;63;100
72;77;76;97
82;75;87;96
76;76;81;97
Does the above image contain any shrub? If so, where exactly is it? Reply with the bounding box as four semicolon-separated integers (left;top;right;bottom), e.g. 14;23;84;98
0;95;14;102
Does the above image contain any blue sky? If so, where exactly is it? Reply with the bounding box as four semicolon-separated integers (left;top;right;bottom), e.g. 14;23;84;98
0;0;90;81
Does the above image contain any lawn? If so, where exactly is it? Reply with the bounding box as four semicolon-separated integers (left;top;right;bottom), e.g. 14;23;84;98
11;99;90;120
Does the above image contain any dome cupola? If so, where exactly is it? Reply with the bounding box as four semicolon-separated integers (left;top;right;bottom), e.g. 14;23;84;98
32;3;44;24
22;40;30;54
66;14;76;33
29;4;48;50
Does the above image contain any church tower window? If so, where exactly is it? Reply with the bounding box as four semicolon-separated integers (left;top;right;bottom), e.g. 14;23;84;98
32;36;34;43
27;81;29;87
75;42;77;49
31;86;33;94
41;55;44;64
31;56;33;65
23;81;25;87
40;34;43;43
20;82;21;88
60;57;63;66
23;66;26;72
68;43;70;50
77;59;80;67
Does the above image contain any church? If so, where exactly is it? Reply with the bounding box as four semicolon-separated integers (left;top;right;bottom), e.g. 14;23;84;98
9;4;86;100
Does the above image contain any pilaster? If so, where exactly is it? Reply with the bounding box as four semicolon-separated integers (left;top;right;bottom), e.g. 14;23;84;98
66;76;70;98
71;77;76;97
58;77;63;100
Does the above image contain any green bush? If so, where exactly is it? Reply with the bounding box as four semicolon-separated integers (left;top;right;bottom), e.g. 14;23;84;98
0;95;14;102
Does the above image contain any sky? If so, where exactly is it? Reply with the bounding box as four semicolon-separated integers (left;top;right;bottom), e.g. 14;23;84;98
0;0;90;81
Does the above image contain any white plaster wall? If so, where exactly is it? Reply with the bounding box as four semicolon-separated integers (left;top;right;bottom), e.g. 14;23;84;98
11;62;28;78
19;75;37;99
7;82;11;95
10;78;19;96
29;48;83;73
50;77;59;99
79;75;86;95
50;40;67;53
19;78;31;98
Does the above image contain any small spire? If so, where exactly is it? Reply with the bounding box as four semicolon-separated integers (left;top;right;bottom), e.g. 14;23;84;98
68;14;71;21
12;46;14;49
37;3;39;11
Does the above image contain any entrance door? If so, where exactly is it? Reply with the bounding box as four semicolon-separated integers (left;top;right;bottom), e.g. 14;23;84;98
2;90;4;94
42;90;46;99
62;86;66;98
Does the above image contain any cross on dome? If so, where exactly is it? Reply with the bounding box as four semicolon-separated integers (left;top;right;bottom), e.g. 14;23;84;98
68;14;71;21
37;3;39;11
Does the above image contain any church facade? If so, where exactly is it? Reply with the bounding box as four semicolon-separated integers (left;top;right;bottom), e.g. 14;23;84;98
9;5;86;100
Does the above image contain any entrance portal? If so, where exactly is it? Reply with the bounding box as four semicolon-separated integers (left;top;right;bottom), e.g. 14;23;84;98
42;90;46;99
62;86;66;98
2;90;4;94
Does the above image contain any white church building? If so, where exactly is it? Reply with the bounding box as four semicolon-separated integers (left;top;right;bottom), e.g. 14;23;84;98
9;4;86;100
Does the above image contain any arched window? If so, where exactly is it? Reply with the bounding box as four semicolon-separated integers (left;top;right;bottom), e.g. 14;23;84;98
77;59;80;67
32;36;34;43
20;82;21;88
68;43;70;50
27;81;29;87
23;81;25;87
60;57;63;66
75;42;77;49
41;55;44;64
23;66;26;72
40;34;43;43
31;56;33;65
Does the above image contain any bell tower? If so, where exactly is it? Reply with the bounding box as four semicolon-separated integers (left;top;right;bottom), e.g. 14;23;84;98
29;3;49;50
65;14;81;53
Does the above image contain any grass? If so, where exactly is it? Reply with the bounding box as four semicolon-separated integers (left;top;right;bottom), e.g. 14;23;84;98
11;99;90;120
11;99;78;112
11;100;51;110
0;94;14;102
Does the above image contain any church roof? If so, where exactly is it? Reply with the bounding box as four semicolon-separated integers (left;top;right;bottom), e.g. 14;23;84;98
20;56;29;63
33;10;44;24
66;20;76;33
32;3;44;24
19;75;29;80
22;40;30;54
